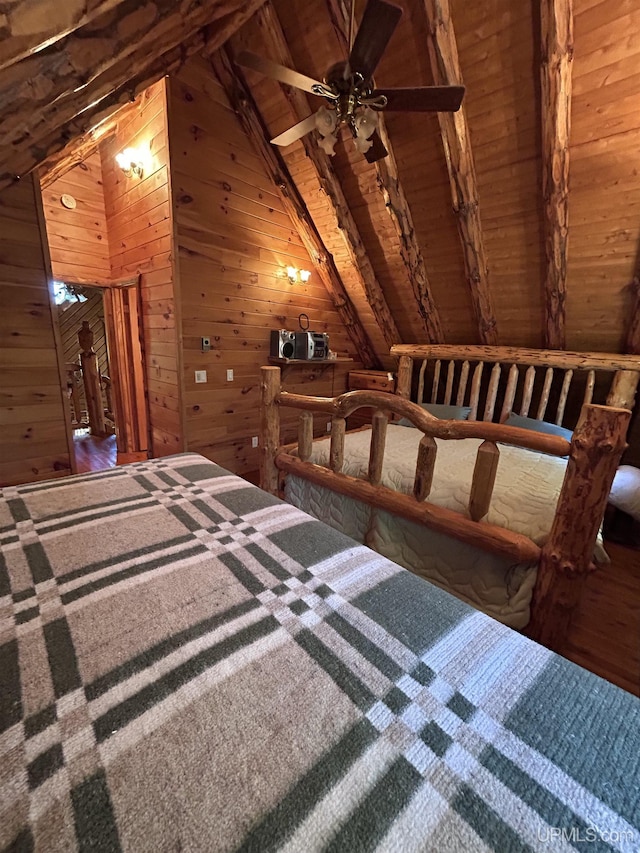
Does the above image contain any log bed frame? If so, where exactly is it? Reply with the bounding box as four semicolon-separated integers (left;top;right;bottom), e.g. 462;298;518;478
260;345;640;651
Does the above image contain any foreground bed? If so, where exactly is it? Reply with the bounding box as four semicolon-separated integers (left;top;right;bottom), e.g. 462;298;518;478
1;454;639;851
261;345;640;650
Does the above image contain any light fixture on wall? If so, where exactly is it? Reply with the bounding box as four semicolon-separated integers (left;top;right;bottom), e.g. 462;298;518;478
115;147;145;178
286;266;312;284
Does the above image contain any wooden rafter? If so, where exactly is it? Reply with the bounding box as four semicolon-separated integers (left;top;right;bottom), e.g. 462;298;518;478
0;0;267;189
212;48;379;368
540;0;573;350
626;277;640;355
326;0;444;344
421;0;498;346
0;0;127;73
250;2;401;353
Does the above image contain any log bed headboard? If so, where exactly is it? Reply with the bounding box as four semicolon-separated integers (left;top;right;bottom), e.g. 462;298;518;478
390;344;640;423
260;345;639;652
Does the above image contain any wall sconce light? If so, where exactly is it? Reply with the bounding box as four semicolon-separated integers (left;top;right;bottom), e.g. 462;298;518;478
286;266;311;284
115;147;145;178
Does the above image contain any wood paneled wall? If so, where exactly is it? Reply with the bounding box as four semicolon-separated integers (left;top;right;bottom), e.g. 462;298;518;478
0;177;72;485
42;152;111;285
168;55;360;475
101;80;183;457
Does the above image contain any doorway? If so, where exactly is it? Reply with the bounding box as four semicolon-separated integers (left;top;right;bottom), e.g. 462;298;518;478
53;280;149;474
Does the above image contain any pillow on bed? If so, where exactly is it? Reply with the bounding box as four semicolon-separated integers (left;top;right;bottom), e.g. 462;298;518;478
397;403;472;427
504;413;573;441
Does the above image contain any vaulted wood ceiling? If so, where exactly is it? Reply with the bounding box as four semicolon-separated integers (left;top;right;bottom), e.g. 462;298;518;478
2;0;640;365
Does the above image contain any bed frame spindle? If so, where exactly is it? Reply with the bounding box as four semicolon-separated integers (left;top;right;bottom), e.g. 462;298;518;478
556;369;573;424
413;435;437;501
536;367;554;420
520;366;536;416
298;412;313;461
500;364;519;422
444;361;455;404
484;363;501;421
469;362;483;420
330;417;346;472
417;360;428;405
469;441;500;521
456;361;470;406
368;412;388;485
431;360;441;403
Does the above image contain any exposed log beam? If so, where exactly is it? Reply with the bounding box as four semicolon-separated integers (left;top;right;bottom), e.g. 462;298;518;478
212;47;380;369
625;276;640;355
0;0;267;188
422;0;498;345
540;0;573;350
250;2;401;354
326;0;444;344
0;0;127;74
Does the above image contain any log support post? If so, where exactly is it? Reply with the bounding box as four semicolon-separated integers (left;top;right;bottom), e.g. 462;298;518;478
78;321;106;437
260;366;281;495
541;0;574;349
396;355;413;400
528;403;631;650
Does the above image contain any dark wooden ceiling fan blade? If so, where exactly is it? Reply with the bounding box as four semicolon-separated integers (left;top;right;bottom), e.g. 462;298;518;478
271;114;318;147
373;85;466;112
363;131;388;163
236;51;324;96
348;0;403;83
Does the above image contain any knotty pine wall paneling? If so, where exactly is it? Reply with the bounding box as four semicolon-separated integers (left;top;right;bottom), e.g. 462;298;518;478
41;152;111;285
168;55;360;476
0;176;73;485
101;80;184;457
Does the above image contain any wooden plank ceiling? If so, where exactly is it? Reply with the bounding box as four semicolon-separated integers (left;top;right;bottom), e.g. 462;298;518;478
1;0;640;359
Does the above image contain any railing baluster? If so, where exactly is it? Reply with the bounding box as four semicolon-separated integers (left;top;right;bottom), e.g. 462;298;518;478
484;363;501;421
330;417;346;472
413;435;437;501
520;365;536;416
536;367;554;420
368;412;388;486
298;411;313;461
556;369;573;425
456;360;470;407
469;441;500;521
469;362;483;421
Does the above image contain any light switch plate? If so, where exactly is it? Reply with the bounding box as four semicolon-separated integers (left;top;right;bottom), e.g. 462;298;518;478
195;370;207;384
251;436;258;448
226;369;234;382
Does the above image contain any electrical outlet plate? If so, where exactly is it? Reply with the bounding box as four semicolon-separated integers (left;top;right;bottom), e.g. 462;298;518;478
251;436;258;448
195;370;207;384
201;337;211;352
226;369;234;382
327;421;332;432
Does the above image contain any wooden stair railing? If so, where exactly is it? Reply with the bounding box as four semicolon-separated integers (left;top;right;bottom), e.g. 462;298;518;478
78;320;107;437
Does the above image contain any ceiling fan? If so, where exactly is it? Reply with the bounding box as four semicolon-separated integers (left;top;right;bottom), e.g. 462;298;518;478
235;0;465;164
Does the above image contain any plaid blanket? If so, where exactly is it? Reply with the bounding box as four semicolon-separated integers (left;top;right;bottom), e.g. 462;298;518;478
1;453;638;853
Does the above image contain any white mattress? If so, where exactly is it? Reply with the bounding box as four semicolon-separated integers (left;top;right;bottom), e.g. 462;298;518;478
284;425;608;628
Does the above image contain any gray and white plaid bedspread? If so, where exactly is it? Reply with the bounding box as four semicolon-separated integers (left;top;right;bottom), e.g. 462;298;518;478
1;453;639;852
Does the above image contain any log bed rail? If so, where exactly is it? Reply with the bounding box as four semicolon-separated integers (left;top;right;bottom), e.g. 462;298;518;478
260;355;635;651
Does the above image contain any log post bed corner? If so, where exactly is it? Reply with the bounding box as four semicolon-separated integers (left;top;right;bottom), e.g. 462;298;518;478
260;345;639;651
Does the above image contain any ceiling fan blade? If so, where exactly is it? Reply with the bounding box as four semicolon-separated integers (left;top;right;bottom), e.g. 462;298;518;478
348;0;402;82
364;131;388;163
373;85;466;112
236;51;324;96
271;114;318;147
